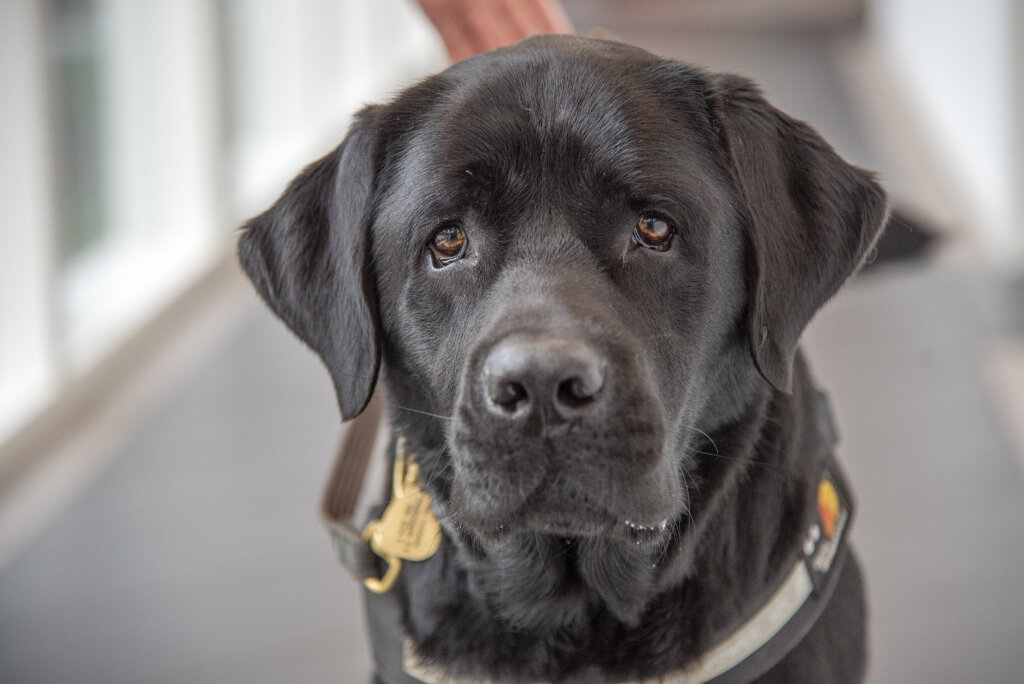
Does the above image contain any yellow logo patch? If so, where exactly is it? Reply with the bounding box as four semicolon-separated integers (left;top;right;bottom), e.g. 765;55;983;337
817;479;840;539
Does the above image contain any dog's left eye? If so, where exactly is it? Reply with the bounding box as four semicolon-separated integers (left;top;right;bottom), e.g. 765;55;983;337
428;224;467;267
633;215;674;251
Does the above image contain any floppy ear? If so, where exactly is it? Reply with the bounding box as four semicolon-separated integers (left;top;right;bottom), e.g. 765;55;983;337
712;75;889;392
237;109;380;420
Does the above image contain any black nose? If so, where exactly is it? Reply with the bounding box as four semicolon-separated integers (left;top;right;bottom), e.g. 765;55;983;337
481;336;607;424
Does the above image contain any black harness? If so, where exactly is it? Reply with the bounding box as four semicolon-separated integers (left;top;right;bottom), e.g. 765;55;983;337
322;391;854;683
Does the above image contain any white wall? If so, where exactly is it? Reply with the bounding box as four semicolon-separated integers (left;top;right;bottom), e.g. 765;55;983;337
869;0;1021;266
0;1;58;440
0;0;445;451
62;0;225;373
225;0;446;217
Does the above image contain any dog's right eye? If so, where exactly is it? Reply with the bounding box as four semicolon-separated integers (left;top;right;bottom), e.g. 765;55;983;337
428;224;467;267
633;215;674;251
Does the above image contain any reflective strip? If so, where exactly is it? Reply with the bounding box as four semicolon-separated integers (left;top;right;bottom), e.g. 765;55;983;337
400;561;814;684
663;561;814;683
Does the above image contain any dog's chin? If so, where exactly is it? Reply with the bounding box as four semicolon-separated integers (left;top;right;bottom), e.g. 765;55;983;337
442;487;684;628
453;519;677;628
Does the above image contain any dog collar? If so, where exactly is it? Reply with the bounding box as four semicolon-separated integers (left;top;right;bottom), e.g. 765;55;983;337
323;391;854;684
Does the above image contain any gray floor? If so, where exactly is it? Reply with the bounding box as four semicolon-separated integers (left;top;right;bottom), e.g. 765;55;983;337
3;24;1024;684
0;310;373;684
808;267;1024;683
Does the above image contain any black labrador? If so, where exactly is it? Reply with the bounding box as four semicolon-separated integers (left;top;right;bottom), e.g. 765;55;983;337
239;36;887;683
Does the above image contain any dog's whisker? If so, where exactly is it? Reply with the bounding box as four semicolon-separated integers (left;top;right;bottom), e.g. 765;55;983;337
687;448;791;479
689;448;750;463
680;467;696;510
681;424;719;454
422;459;453;493
392;405;453;421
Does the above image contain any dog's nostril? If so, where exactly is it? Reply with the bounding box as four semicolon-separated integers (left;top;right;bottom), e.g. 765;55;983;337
556;372;603;409
489;378;529;413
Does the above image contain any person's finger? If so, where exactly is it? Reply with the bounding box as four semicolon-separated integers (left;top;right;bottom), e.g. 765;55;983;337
462;0;523;54
500;0;544;40
416;0;480;62
507;0;574;36
417;0;573;63
415;0;450;31
445;26;481;63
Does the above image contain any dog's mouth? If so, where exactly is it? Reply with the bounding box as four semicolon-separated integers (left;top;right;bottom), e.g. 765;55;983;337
446;441;684;552
529;515;670;544
454;499;675;549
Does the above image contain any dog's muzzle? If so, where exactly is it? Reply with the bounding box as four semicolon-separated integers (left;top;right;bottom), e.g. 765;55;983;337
449;324;679;538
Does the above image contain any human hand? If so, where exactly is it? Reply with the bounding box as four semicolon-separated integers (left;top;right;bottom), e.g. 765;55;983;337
416;0;573;63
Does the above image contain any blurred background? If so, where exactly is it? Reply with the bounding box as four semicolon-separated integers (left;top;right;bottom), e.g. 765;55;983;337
1;0;1022;682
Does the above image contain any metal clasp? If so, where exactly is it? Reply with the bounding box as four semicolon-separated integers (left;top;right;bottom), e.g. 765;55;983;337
361;524;402;593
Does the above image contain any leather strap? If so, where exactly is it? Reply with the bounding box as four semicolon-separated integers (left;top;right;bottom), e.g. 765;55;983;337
321;390;389;582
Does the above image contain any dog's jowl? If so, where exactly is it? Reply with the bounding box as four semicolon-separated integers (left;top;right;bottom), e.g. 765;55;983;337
239;36;887;684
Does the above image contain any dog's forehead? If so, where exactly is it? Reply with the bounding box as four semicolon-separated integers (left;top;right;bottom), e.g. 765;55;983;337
389;48;718;203
432;54;639;175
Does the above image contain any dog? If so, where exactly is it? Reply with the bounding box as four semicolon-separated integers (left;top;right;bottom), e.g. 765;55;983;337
238;35;887;683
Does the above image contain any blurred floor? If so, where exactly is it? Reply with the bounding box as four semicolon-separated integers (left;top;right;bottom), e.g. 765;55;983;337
2;18;1024;684
0;302;373;684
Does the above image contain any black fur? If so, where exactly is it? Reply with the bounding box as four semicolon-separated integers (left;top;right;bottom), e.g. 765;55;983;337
239;36;887;683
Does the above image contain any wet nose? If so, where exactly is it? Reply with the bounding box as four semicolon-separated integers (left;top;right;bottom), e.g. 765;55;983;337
481;336;607;424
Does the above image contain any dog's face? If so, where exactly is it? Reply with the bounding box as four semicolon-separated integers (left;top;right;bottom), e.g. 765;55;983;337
239;36;886;626
371;42;751;547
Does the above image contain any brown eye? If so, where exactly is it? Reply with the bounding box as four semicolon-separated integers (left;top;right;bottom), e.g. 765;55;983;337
428;224;467;267
633;215;674;251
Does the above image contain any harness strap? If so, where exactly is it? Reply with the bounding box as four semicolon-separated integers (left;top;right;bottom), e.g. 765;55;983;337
320;390;389;582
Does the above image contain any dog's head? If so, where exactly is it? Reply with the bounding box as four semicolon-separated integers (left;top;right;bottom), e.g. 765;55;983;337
239;36;886;625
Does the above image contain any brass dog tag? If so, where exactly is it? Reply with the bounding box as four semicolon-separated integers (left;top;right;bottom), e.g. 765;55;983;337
362;438;441;593
368;462;442;561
